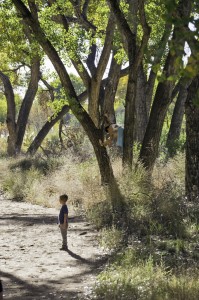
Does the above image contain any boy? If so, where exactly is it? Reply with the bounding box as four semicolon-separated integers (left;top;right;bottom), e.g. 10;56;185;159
58;194;68;250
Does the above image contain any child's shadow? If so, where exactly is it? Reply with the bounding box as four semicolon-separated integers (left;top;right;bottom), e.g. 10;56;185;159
66;248;108;267
66;248;95;265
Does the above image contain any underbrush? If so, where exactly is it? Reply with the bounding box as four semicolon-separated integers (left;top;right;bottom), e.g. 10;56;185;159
91;248;199;300
0;155;85;206
86;155;198;300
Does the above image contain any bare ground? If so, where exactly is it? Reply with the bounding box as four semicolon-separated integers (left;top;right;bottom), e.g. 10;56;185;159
0;195;106;299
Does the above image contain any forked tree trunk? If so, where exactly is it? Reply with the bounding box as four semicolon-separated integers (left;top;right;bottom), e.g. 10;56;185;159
185;75;199;201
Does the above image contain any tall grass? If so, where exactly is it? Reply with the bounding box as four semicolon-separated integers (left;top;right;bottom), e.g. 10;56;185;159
92;249;199;300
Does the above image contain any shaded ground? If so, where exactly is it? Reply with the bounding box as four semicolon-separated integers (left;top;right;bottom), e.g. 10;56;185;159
0;196;106;299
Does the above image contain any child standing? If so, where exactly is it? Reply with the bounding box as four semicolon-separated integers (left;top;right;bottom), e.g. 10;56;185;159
58;194;68;250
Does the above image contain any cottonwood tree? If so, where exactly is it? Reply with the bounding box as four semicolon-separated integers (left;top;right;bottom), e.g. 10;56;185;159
11;0;129;220
0;3;46;156
0;60;40;156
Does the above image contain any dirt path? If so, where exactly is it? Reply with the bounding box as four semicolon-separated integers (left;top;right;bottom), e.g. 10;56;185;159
0;196;106;299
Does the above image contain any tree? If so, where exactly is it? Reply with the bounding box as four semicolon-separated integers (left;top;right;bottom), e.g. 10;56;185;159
0;3;41;155
185;75;199;201
11;0;121;206
0;57;40;155
139;0;192;170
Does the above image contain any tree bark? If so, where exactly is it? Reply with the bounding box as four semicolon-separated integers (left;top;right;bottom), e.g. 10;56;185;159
185;75;199;201
0;71;17;156
166;83;189;157
134;65;148;143
16;56;40;153
103;54;121;122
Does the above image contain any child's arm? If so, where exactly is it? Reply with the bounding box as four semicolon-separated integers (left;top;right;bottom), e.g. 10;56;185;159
63;213;68;229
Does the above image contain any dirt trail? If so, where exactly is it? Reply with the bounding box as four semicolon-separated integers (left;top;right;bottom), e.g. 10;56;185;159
0;196;106;299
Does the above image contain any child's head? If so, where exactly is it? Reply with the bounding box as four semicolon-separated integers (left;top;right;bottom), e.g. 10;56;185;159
59;194;68;205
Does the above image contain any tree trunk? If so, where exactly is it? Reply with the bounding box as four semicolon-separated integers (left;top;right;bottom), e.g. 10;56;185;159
139;72;175;170
103;54;121;122
185;75;199;201
16;57;40;153
122;66;137;168
88;17;115;127
166;85;188;157
0;71;17;156
134;65;148;143
27;105;70;155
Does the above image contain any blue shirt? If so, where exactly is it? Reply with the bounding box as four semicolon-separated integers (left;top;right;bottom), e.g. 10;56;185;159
58;204;68;224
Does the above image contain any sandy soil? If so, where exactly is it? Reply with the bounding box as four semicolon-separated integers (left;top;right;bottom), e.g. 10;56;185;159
0;195;106;299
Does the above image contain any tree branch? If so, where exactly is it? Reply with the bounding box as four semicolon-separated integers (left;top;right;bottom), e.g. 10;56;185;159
47;0;91;88
107;0;136;58
95;15;115;81
27;105;70;155
69;0;96;31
